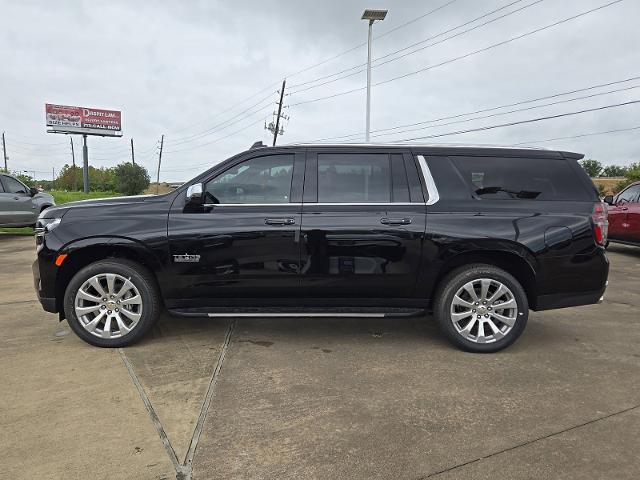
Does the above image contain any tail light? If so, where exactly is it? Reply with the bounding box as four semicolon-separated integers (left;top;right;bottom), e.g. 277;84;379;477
592;202;608;246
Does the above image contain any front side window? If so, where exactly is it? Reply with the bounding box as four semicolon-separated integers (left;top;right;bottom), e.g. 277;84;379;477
204;154;294;204
617;185;640;203
2;176;28;194
317;153;390;203
451;156;592;201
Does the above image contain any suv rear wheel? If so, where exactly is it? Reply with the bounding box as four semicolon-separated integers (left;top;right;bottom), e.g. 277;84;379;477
63;259;160;347
434;264;528;353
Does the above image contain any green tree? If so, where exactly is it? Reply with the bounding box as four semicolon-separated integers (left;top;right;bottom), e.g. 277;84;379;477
579;159;603;178
601;165;628;177
114;162;150;196
55;164;117;191
11;172;34;187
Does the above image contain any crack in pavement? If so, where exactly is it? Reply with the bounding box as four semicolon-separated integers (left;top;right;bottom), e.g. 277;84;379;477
417;403;640;479
119;319;236;480
0;299;37;306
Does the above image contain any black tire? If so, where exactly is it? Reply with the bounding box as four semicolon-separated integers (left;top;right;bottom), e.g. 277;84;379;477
434;264;529;353
64;259;161;347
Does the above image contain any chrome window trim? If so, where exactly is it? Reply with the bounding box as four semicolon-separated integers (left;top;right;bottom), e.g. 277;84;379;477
203;203;302;207
416;155;440;206
312;202;425;206
202;202;427;207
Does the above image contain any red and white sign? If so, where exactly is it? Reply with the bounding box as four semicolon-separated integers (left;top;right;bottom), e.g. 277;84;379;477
45;104;122;136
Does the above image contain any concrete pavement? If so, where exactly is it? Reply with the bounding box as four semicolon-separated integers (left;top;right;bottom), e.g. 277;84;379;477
1;234;638;479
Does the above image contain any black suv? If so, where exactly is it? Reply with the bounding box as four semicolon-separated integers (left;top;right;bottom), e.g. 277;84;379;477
33;144;609;352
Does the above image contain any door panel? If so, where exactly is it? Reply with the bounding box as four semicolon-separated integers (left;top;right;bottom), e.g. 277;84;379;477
299;149;426;299
609;185;640;241
299;204;426;297
166;151;304;306
0;176;35;225
167;204;302;305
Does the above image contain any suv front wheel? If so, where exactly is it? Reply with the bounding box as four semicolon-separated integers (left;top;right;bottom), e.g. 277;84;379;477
63;259;160;347
434;264;529;353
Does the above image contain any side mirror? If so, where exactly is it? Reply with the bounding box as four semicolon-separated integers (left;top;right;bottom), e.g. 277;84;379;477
186;183;204;205
603;195;614;205
29;187;38;197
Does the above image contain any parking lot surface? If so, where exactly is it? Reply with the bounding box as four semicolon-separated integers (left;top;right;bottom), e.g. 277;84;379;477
1;234;639;480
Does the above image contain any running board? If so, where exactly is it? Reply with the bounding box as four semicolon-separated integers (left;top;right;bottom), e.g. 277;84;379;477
168;307;425;319
207;312;386;318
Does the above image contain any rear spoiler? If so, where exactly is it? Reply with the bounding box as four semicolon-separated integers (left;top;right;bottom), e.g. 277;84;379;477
559;151;584;160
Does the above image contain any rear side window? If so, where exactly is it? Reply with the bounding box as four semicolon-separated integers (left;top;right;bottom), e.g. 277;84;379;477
451;156;592;201
317;153;390;203
616;185;640;203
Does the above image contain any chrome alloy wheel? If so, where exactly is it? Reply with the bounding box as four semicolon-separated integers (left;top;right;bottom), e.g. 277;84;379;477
74;273;143;339
449;278;518;344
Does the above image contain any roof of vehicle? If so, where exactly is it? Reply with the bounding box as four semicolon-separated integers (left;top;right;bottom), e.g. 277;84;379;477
254;142;584;159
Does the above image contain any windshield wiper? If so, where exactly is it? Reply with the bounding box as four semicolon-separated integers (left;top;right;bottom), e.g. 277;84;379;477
475;186;541;199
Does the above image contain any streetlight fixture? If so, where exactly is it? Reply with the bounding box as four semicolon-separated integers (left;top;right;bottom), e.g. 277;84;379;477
361;9;387;143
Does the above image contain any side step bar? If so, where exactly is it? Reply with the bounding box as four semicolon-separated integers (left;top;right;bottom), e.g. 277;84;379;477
168;307;425;319
207;312;387;318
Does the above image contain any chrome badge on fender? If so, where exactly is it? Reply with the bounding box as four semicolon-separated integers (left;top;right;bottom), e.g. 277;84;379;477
173;254;201;263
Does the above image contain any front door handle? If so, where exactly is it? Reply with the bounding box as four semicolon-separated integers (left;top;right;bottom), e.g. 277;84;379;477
265;218;296;226
380;217;412;225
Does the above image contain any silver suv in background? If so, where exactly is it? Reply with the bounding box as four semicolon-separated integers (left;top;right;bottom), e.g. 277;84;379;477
0;173;55;227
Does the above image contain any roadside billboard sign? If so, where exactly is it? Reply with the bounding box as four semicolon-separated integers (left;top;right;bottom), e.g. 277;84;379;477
45;104;122;136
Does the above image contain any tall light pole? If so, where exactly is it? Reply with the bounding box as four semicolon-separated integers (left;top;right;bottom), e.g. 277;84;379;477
361;9;387;143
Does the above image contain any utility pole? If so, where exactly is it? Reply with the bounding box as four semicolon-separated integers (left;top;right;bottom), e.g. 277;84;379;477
273;80;286;146
82;134;89;193
130;138;135;164
52;167;55;190
2;132;7;172
265;80;288;146
156;135;164;194
70;137;77;191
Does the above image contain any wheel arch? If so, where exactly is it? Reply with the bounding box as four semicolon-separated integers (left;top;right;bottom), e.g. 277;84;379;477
55;237;164;317
429;248;538;309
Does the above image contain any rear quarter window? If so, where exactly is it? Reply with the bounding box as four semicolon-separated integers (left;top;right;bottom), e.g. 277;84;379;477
450;156;594;201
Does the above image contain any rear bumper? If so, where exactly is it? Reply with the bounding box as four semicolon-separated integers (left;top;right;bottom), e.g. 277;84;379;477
534;283;607;311
32;259;58;313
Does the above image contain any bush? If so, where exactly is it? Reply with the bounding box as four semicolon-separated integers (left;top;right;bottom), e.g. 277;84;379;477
114;162;150;196
612;162;640;194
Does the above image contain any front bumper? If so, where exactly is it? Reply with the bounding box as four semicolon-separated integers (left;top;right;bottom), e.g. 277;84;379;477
32;259;58;313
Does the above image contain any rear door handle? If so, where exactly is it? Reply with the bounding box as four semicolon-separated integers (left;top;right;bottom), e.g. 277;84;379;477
265;218;296;226
380;217;412;225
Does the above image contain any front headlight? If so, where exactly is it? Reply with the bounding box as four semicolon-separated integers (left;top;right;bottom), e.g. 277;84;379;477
35;217;62;234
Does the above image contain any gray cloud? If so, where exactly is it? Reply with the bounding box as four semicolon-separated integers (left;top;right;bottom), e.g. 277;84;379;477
1;0;638;182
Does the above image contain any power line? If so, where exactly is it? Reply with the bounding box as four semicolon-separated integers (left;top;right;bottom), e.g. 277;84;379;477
299;74;640;143
282;0;459;81
168;81;282;136
162;115;267;157
166;92;275;145
373;84;640;139
393;99;640;143
289;0;625;108
511;125;640;145
288;0;542;95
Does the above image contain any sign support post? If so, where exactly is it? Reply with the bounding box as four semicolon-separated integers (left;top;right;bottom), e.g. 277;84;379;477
82;134;89;193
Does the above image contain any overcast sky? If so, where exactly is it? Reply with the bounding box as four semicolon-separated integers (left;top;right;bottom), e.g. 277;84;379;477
1;0;638;182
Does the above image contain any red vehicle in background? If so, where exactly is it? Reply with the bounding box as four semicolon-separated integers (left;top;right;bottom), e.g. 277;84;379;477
604;181;640;246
